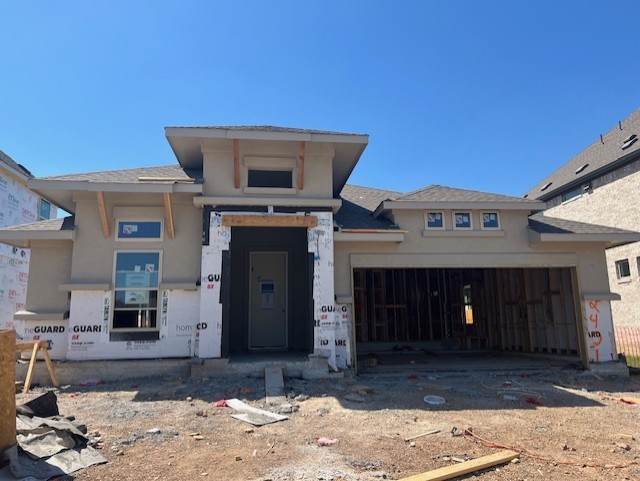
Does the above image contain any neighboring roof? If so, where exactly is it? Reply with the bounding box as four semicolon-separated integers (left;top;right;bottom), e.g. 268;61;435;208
165;125;369;197
528;214;640;247
374;185;544;216
336;185;401;230
40;164;202;183
526;108;640;200
0;149;34;179
0;216;76;247
29;165;204;214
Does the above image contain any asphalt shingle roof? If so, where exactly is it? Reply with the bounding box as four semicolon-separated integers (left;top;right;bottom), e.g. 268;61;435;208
0;150;34;178
336;184;401;230
41;165;203;183
396;185;540;204
528;214;638;235
526;108;640;199
0;216;75;232
166;125;365;136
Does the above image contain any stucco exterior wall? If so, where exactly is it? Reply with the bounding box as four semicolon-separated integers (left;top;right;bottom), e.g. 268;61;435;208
333;209;600;298
201;140;334;198
69;192;202;284
546;172;640;329
25;241;72;313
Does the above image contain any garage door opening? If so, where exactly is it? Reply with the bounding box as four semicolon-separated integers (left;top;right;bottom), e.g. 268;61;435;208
354;268;580;357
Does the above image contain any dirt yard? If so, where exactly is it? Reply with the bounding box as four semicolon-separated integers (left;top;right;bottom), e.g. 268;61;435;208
16;358;640;481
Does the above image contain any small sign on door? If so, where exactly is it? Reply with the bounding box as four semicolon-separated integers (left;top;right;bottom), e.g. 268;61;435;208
260;280;275;310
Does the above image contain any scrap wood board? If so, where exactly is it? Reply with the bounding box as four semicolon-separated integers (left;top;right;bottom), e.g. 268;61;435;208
225;398;288;426
398;449;519;481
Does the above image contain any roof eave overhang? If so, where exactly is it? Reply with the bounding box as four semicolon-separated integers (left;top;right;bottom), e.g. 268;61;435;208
165;127;369;197
27;179;203;214
528;229;640;247
194;195;343;213
334;230;405;242
0;229;75;248
374;200;546;217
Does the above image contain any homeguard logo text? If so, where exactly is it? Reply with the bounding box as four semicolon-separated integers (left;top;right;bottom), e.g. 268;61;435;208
320;306;335;313
32;326;65;334
72;325;102;333
205;274;220;282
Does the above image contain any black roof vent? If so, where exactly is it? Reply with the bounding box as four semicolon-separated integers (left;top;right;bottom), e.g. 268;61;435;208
575;163;589;174
622;134;638;150
522;194;528;198
540;182;552;192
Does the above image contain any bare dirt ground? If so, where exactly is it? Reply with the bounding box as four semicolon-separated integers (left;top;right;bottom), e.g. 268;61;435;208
17;359;640;481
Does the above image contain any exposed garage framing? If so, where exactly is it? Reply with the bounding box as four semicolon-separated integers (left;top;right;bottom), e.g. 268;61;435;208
353;267;580;355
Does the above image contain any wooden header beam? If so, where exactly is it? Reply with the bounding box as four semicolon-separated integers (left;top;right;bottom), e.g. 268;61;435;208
233;139;240;189
163;193;175;239
221;215;318;228
96;191;110;238
297;141;305;190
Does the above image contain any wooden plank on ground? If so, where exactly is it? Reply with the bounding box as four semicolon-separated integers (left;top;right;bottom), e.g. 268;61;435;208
398;449;519;481
1;330;16;454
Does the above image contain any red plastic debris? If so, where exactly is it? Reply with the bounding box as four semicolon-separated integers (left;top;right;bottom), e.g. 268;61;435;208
316;437;338;446
213;399;228;407
526;397;543;406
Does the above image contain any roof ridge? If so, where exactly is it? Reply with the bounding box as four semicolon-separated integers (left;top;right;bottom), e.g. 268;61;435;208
41;164;189;180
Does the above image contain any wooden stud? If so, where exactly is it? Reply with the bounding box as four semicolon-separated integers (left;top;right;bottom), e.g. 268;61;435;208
297;141;305;190
398;449;519;481
221;214;318;228
0;330;16;454
570;268;590;368
233;139;240;189
163;193;175;240
96;191;110;238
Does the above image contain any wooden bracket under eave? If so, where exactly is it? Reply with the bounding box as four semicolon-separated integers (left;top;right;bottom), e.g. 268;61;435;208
297;141;305;190
233;139;240;189
163;192;175;239
96;191;110;238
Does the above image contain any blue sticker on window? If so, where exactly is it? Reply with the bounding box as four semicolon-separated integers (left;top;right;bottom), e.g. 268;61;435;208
117;221;162;239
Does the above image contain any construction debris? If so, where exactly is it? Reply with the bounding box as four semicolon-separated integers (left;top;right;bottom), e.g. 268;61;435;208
398;449;519;481
0;392;106;480
225;398;288;426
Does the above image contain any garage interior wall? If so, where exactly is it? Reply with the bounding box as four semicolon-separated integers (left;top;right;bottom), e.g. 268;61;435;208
354;267;579;354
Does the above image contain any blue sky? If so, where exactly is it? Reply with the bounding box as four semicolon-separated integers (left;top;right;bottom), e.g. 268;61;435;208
1;1;639;196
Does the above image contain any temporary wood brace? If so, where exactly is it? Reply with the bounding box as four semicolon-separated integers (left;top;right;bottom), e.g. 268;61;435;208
398;449;519;481
15;341;59;394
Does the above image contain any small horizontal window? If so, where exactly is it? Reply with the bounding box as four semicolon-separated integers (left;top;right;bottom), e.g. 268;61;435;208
248;169;292;188
453;212;472;230
561;187;584;202
425;212;444;229
481;212;500;229
116;221;163;240
616;259;631;280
